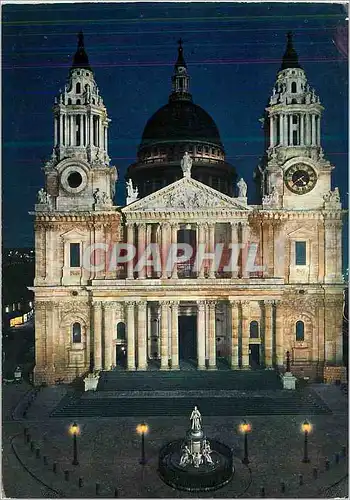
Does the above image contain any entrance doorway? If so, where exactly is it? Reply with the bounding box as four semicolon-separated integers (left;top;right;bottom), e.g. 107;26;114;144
249;344;260;368
116;344;127;368
179;316;197;361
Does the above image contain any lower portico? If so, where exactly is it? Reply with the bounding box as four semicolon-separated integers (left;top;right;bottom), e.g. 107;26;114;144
92;297;285;372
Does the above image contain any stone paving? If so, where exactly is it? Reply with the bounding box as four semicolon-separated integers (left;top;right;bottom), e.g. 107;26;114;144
2;381;348;498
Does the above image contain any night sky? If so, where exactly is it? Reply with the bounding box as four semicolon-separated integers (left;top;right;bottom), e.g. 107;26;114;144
2;2;348;268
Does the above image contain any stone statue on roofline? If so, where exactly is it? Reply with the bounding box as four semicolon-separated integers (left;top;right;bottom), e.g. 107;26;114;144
237;177;247;198
181;152;192;178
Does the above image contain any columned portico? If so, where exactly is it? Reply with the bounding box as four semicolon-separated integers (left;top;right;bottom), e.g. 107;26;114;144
126;301;136;370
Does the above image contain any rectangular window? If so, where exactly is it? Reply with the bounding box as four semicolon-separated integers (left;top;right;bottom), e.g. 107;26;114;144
70;243;80;268
295;241;306;265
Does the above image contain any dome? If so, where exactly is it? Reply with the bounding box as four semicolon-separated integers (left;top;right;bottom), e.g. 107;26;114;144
140;99;223;149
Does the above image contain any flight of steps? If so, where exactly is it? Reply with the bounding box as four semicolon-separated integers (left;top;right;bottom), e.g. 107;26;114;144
96;368;283;392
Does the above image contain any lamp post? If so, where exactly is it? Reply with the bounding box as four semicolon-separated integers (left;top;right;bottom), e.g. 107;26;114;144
69;422;80;466
301;420;312;463
239;420;252;465
136;423;149;465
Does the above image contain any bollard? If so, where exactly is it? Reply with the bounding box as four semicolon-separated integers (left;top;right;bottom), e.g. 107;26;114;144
280;481;285;493
78;477;83;488
312;467;318;479
43;456;48;465
299;474;303;486
53;462;57;473
114;488;118;498
325;458;330;471
95;483;100;495
260;486;265;497
26;433;31;443
30;441;35;452
335;452;340;464
64;470;69;481
35;448;40;459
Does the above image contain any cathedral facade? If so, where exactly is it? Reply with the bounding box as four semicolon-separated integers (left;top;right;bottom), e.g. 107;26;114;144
31;33;345;385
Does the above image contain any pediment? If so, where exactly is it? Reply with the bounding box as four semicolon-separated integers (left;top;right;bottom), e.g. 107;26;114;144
287;227;314;237
122;177;251;213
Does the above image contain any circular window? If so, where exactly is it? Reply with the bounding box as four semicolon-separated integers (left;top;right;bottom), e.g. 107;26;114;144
67;171;82;188
61;165;87;194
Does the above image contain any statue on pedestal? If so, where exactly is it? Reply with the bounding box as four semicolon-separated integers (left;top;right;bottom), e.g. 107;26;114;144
237;177;247;198
190;406;202;431
181;152;192;178
37;188;48;204
126;178;139;204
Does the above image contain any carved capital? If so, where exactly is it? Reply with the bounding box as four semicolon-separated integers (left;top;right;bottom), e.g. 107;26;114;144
137;301;147;311
93;301;103;309
171;300;180;309
160;300;172;308
125;300;136;308
197;300;206;310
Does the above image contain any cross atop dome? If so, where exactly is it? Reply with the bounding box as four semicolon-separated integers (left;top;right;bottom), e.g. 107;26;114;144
175;37;187;68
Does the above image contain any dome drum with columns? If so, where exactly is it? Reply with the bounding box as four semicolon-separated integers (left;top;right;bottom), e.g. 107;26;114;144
30;33;345;386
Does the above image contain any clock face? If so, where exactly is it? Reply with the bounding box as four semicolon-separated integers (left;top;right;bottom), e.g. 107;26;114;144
178;66;186;74
284;164;317;194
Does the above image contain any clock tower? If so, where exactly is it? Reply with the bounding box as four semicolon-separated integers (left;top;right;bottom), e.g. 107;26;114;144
42;31;117;212
257;32;338;210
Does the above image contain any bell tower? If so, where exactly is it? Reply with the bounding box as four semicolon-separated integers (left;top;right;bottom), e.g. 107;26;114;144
42;31;117;211
257;32;338;211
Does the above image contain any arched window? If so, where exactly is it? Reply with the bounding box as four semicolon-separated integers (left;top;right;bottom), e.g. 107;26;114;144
76;82;81;94
250;321;259;338
117;322;126;340
296;320;304;341
291;81;297;93
72;322;82;343
76;99;81;105
67;98;72;105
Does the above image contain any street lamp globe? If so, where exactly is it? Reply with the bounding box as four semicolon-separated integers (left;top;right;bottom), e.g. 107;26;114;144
239;420;252;434
137;423;149;435
301;420;312;434
69;422;80;436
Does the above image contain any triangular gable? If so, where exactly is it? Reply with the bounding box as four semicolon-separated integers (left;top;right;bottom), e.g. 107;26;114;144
122;177;251;212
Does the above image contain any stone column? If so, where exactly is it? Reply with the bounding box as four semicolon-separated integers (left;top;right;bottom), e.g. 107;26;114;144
279;114;283;145
198;223;206;278
230;222;239;278
311;114;316;146
270;115;274;148
275;301;284;367
241;301;250;369
146;224;152;278
317;115;321;146
137;223;146;279
264;300;273;368
230;300;239;369
197;301;206;369
93;301;102;370
207;301;217;369
161;223;170;279
171;301;180;369
126;223;134;279
289;114;293;146
137;301;147;370
160;302;170;369
283;114;288;146
241;222;251;278
208;223;216;279
103;303;114;370
54;117;58;146
305;114;311;146
300;114;304;146
126;301;136;370
170;223;179;279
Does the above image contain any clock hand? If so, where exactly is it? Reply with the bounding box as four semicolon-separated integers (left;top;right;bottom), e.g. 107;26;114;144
292;175;305;187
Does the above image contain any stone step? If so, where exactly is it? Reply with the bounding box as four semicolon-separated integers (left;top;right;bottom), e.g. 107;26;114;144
51;393;331;418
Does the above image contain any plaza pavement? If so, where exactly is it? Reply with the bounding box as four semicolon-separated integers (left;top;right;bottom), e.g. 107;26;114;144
2;380;348;498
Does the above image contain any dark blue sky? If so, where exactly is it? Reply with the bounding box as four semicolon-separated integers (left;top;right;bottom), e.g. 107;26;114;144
2;2;348;268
